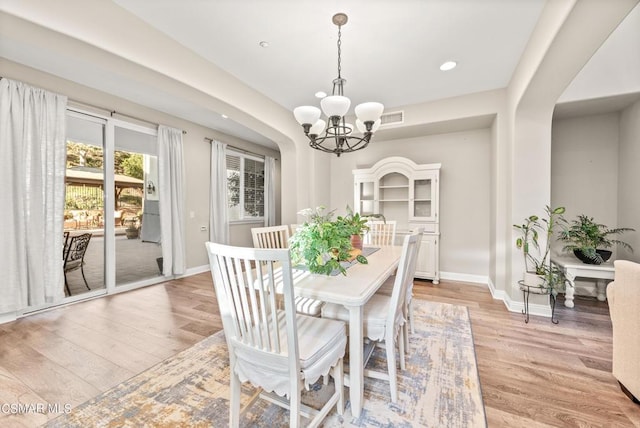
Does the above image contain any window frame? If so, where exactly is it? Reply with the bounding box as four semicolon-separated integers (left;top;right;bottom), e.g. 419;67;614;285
226;149;265;224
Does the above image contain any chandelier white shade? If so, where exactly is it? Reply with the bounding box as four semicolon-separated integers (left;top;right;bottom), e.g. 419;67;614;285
293;13;384;157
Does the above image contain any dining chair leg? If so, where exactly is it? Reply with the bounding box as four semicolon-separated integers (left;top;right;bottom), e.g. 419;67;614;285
409;300;415;334
385;337;398;403
229;369;241;428
399;325;406;371
289;383;301;428
335;359;344;415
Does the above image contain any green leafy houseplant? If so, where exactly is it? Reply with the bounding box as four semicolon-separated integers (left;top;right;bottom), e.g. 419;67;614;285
335;206;385;250
514;206;569;294
289;206;368;275
558;214;635;264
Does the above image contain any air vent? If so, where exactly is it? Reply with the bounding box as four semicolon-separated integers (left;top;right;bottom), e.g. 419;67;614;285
380;110;404;126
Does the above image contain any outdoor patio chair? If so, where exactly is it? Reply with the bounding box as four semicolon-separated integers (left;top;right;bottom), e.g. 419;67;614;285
63;233;92;295
63;231;70;258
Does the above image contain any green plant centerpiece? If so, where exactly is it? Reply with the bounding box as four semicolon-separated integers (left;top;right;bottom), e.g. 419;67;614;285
289;206;368;275
334;206;385;250
514;205;569;295
558;214;635;264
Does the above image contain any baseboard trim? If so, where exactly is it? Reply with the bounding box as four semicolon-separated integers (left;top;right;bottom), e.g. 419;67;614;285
0;312;17;325
458;274;552;319
178;264;210;278
439;271;489;285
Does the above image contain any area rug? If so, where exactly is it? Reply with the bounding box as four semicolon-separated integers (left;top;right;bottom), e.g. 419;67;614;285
46;300;486;427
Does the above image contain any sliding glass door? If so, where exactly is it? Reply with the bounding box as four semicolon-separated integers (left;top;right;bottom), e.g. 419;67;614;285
64;112;107;299
113;124;162;289
62;110;163;302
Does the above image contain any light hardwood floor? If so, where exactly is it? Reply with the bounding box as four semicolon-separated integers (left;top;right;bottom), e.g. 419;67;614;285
0;273;638;427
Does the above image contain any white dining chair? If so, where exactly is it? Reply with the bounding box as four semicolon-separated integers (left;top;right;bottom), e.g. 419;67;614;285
365;220;397;246
321;231;420;403
376;228;424;347
289;223;300;235
251;225;290;249
206;242;346;428
251;225;325;317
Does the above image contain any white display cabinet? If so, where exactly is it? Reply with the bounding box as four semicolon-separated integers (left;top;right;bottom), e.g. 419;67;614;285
353;157;440;283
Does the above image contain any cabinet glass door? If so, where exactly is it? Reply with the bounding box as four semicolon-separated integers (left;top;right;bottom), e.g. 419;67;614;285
411;177;435;221
356;180;376;215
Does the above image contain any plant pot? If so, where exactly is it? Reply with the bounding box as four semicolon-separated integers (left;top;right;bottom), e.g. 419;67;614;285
573;249;612;265
350;234;363;251
125;228;139;239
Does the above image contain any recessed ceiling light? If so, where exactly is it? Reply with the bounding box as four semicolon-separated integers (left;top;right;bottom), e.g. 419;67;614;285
315;91;327;98
221;114;228;119
259;41;269;48
440;61;457;71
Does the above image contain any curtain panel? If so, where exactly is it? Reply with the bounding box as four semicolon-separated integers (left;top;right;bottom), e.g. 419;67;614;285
0;78;67;314
264;156;276;226
209;140;229;244
158;125;186;276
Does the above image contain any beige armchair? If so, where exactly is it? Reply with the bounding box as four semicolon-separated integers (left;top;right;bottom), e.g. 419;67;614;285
606;260;640;404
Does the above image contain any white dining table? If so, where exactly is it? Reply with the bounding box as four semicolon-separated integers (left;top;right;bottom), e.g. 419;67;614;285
286;245;403;418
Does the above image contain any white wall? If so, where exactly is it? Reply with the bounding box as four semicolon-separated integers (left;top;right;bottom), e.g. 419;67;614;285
551;113;620;232
618;100;640;263
329;129;491;277
551;106;640;294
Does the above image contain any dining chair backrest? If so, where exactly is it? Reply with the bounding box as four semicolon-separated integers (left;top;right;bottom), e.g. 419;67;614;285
386;231;420;330
252;225;291;249
252;224;324;317
405;227;424;298
289;224;300;236
366;220;397;246
206;242;300;383
206;242;346;427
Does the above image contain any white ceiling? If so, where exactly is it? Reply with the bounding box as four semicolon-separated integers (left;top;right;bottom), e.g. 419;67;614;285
111;0;545;111
3;1;637;148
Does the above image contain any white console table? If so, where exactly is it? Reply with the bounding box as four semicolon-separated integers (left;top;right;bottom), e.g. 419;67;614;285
552;256;615;308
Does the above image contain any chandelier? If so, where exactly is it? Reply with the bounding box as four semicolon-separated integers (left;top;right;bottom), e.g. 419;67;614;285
293;13;384;157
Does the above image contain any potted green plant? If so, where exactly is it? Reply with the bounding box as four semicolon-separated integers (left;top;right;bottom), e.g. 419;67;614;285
514;205;568;294
335;206;385;250
289;206;368;275
558;215;634;264
125;216;139;239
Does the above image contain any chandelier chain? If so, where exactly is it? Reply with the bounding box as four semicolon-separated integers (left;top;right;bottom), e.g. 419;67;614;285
337;25;342;80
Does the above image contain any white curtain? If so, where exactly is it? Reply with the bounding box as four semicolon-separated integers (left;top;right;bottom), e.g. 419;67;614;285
158;125;186;276
264;156;276;226
0;78;67;314
209;140;229;244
